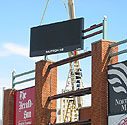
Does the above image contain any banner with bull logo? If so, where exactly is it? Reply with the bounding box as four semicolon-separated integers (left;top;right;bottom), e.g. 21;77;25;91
108;114;127;125
108;60;127;115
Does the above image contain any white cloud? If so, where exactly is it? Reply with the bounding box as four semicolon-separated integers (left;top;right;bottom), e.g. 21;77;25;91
0;42;44;62
0;43;29;57
3;43;29;57
0;50;10;57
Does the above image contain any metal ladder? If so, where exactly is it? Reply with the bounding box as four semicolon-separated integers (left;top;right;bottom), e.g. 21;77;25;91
73;60;84;108
63;57;84;122
64;99;78;122
63;0;84;123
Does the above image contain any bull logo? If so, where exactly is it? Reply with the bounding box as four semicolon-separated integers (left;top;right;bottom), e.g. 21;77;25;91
108;63;127;94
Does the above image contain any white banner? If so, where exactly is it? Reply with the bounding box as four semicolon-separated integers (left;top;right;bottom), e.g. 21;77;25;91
108;114;127;125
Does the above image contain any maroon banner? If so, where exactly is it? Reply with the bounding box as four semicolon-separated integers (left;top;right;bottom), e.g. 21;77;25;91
14;87;35;125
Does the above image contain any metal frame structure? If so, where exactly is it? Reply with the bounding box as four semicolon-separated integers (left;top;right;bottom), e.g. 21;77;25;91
48;51;92;69
12;69;35;88
67;1;82;120
48;87;91;101
11;1;107;123
54;119;91;125
47;50;91;123
109;39;127;58
11;51;91;89
82;16;107;40
64;1;107;121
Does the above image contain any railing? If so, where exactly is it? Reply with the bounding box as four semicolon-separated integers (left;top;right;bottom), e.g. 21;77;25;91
12;69;35;88
82;16;107;40
109;39;127;58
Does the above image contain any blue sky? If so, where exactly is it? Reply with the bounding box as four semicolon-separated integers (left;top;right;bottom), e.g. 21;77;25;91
0;0;127;119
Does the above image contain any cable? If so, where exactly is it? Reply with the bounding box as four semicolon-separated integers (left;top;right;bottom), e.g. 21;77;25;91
62;0;67;11
40;0;50;25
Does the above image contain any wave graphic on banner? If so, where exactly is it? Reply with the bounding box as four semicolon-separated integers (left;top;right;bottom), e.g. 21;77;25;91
108;63;127;94
108;114;127;125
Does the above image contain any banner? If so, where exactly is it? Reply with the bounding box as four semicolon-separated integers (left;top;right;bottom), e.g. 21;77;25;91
108;114;127;125
14;87;35;125
108;60;127;115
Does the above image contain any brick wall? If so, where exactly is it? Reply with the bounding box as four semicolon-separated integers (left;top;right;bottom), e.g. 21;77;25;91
91;40;118;125
79;106;91;120
3;40;118;125
35;60;57;125
3;89;15;125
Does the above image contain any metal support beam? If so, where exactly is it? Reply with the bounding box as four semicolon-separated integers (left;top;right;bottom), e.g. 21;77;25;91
12;70;16;88
12;69;35;88
48;87;91;101
54;119;91;125
13;77;35;86
109;49;127;58
103;16;107;40
14;69;35;78
83;23;102;33
48;51;91;69
109;39;127;48
82;30;103;40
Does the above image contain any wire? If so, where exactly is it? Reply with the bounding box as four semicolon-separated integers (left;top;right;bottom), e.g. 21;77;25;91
40;0;67;25
62;0;67;11
40;0;50;25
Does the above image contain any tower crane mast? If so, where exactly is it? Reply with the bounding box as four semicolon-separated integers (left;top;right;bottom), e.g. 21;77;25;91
68;0;83;109
63;0;84;122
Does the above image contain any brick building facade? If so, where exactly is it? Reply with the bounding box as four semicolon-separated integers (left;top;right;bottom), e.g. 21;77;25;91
35;60;57;125
3;39;118;125
79;40;118;125
3;89;15;125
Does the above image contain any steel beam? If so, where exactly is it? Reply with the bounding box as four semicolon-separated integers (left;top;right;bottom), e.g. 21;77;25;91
109;49;127;58
109;39;127;48
48;51;92;69
82;30;103;40
83;23;102;33
14;69;35;78
12;70;16;88
54;119;91;125
103;16;107;40
12;69;35;88
13;77;35;86
48;87;91;101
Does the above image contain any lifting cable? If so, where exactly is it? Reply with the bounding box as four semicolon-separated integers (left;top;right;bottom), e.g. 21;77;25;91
40;0;67;25
40;0;50;25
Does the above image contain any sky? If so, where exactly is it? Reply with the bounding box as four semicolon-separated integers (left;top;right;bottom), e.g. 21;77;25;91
0;0;127;120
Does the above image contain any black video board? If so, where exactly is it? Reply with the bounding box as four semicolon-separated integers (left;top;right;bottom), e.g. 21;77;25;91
30;18;84;57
